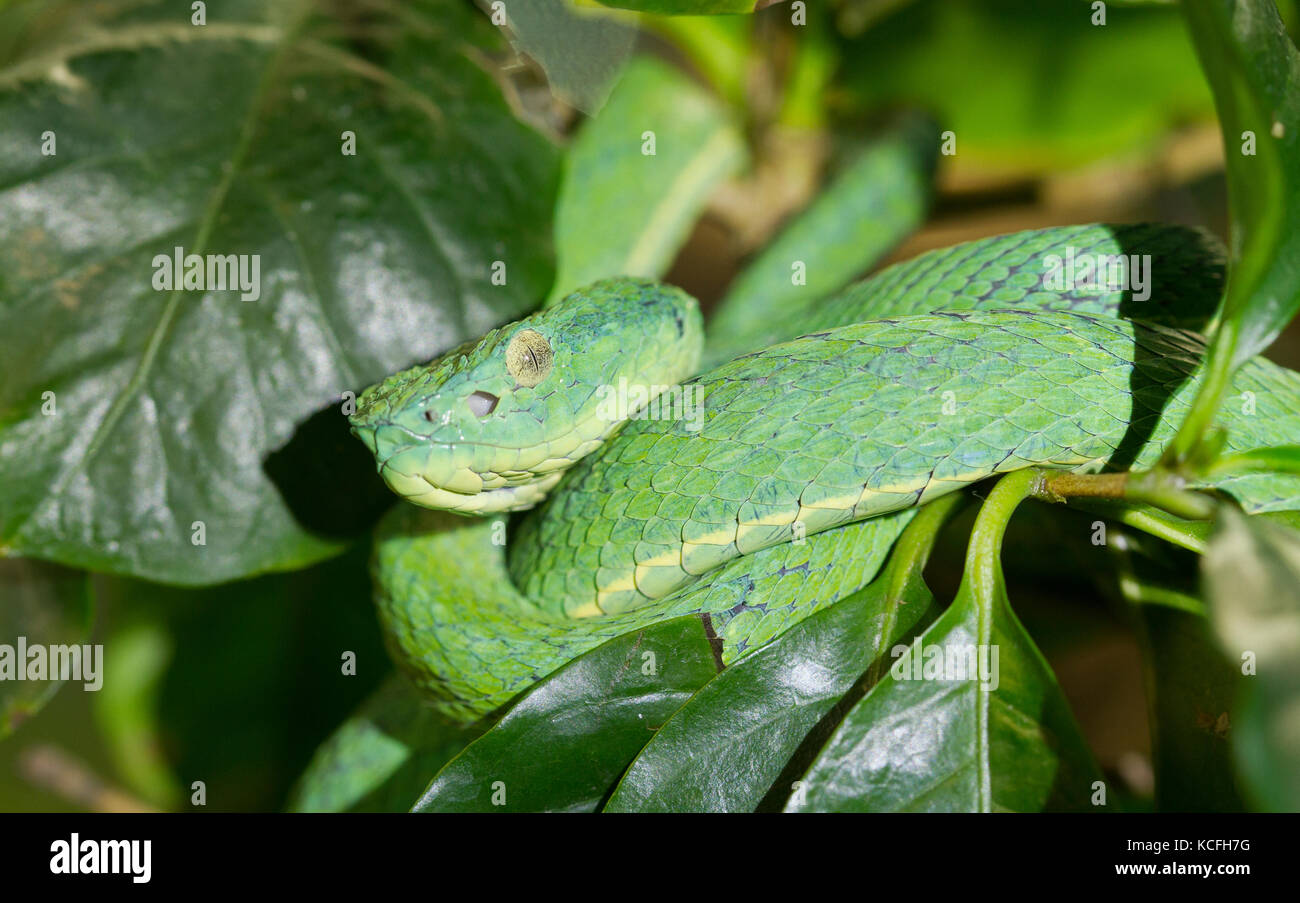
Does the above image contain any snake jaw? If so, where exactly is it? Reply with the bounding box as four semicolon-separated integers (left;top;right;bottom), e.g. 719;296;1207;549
358;408;612;515
351;278;704;515
378;459;562;514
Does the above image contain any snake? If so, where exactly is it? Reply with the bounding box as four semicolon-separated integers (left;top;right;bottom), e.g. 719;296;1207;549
350;223;1300;724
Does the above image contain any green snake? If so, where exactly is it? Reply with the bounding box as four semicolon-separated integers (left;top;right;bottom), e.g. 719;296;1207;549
350;223;1300;723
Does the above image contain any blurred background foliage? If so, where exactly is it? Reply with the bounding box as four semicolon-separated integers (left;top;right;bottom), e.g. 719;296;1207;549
2;0;1298;811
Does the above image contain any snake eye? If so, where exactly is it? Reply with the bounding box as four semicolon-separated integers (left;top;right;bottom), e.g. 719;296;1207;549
467;390;499;418
505;329;553;387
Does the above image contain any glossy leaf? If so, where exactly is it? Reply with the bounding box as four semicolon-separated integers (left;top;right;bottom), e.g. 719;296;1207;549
288;675;478;813
790;474;1104;812
0;558;90;738
1203;506;1300;811
414;615;719;812
604;581;935;812
0;0;559;583
788;582;1103;810
605;494;962;812
546;55;746;303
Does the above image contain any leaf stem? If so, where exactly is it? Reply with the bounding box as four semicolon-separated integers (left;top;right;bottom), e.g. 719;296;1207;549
1066;500;1210;555
956;470;1038;814
865;492;971;686
962;470;1039;604
1163;318;1241;466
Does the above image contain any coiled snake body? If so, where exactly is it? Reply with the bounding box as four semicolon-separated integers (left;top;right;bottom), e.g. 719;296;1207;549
351;224;1300;722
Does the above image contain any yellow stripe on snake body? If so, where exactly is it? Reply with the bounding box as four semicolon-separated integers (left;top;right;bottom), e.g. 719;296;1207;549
510;310;1300;618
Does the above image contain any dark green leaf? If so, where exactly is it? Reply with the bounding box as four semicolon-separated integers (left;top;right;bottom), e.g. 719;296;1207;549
788;579;1104;811
605;494;963;812
0;558;90;738
547;56;746;303
606;565;936;812
790;475;1103;812
288;675;477;813
1203;506;1300;811
0;0;558;583
414;615;719;812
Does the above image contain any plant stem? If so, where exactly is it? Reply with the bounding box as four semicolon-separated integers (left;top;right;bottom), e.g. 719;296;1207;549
1031;469;1217;522
1164;317;1241;465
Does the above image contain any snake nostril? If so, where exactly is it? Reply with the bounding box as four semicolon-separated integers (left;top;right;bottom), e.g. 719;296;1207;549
467;390;499;418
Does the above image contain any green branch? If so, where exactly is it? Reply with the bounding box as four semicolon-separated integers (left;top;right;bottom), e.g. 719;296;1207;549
1031;469;1217;522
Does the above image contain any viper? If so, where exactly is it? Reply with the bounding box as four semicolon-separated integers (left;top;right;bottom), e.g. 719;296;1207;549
350;223;1300;722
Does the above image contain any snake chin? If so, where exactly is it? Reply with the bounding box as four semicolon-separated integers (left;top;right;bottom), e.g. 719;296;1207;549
380;463;562;515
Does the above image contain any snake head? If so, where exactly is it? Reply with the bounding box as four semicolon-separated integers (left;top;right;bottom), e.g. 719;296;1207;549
350;278;704;514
